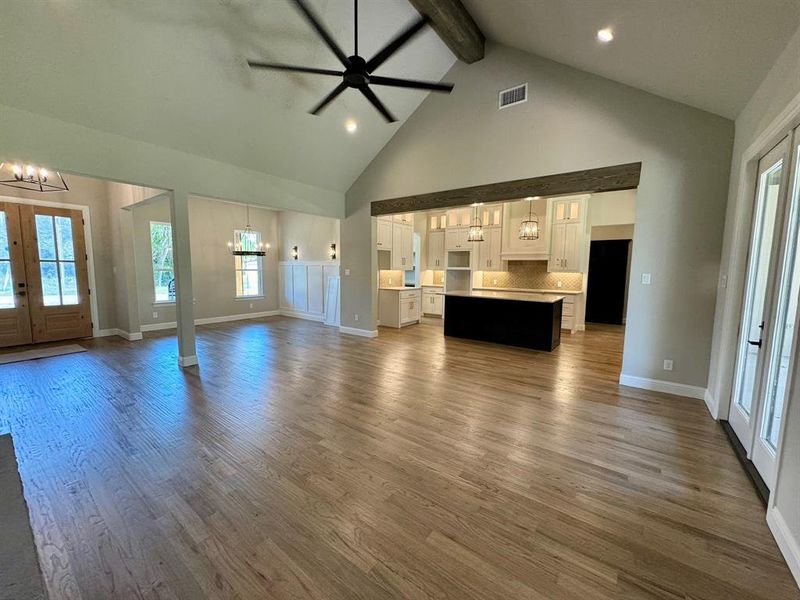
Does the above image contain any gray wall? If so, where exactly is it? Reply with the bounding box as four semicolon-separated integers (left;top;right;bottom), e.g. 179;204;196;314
132;196;281;327
277;211;340;263
343;43;734;388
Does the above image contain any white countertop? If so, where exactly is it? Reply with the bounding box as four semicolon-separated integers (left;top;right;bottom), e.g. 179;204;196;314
473;286;582;295
379;286;421;291
444;290;565;304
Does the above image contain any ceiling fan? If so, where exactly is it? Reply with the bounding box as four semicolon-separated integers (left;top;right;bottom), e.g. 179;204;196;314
247;0;454;123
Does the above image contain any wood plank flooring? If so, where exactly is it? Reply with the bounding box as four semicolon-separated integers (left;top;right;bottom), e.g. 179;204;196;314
0;317;797;600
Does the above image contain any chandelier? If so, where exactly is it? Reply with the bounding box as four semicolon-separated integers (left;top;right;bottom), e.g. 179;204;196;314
0;162;69;193
519;197;540;240
467;204;484;242
227;205;268;256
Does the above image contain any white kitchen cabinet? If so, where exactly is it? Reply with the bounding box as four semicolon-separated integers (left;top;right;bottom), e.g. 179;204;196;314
428;230;445;269
476;226;502;270
422;288;443;316
379;288;421;328
376;216;392;250
561;295;577;333
391;222;413;270
445;226;469;250
500;198;550;260
446;207;471;228
553;198;582;223
549;222;582;272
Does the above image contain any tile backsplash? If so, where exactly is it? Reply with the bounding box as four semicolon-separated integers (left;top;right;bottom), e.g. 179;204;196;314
379;270;404;287
480;261;583;291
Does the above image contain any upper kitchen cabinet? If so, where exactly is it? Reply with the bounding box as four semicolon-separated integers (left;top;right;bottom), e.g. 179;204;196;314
391;220;413;270
445;207;471;251
501;197;549;260
548;195;589;273
376;216;392;250
429;212;447;231
446;207;472;228
476;226;503;270
428;229;445;269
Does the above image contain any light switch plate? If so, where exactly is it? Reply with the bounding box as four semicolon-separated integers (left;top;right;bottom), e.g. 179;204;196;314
641;273;652;285
152;311;158;319
663;359;673;371
345;268;351;276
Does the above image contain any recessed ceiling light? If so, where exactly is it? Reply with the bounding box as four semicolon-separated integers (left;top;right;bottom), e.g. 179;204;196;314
344;119;358;133
597;28;614;43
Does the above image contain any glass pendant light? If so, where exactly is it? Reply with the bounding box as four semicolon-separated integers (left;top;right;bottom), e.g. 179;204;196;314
227;204;268;256
467;204;484;242
519;196;540;240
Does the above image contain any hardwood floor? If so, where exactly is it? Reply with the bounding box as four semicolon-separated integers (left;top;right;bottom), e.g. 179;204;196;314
0;317;797;600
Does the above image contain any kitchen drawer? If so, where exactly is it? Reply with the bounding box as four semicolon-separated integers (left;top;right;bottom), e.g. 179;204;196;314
399;290;421;301
562;302;574;317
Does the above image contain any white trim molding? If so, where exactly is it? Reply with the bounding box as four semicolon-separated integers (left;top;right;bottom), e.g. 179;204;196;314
339;326;378;338
140;310;280;332
279;308;324;322
767;507;800;587
703;388;719;419
178;355;198;368
95;328;143;341
619;374;706;400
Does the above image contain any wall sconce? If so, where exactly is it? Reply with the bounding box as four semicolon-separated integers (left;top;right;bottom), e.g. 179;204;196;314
291;245;299;260
329;243;337;260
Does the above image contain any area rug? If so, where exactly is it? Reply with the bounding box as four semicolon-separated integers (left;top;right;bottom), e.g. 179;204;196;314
0;434;48;599
0;343;86;366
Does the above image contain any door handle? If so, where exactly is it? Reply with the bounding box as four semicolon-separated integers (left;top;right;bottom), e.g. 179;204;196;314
748;339;762;348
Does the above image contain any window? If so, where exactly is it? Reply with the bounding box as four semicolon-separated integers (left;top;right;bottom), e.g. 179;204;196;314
150;222;175;303
0;211;13;309
234;229;263;298
35;214;79;306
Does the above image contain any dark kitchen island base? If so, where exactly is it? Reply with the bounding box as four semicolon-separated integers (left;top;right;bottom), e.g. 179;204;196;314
444;291;563;351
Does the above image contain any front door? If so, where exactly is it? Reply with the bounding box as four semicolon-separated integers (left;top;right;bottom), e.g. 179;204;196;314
0;202;33;347
15;204;92;344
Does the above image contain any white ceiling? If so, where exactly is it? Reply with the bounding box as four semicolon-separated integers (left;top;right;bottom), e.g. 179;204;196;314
0;0;455;192
463;0;800;119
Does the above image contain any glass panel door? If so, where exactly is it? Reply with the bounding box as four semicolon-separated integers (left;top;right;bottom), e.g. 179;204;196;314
753;134;800;483
0;202;33;347
729;137;791;454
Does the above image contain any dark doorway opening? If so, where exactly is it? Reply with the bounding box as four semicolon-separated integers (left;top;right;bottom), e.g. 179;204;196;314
586;239;631;325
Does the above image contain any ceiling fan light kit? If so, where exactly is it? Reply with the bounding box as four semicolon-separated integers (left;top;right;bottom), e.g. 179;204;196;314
247;0;454;123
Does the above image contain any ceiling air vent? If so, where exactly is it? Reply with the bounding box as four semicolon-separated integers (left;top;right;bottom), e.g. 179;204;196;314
498;83;528;109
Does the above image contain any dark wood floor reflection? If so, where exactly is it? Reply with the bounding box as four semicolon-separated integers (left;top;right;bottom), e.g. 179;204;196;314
0;318;797;600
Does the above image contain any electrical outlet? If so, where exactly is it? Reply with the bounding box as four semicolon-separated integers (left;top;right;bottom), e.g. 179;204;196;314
388;277;393;285
492;278;497;285
345;268;351;276
354;314;359;322
641;273;652;285
720;274;728;289
556;280;563;288
249;303;253;309
663;359;674;371
152;311;158;319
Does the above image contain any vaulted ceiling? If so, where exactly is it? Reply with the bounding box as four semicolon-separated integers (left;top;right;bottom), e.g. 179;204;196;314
2;1;799;196
463;0;800;119
0;0;455;192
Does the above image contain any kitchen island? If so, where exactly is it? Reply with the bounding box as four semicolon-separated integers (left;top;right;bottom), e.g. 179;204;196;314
444;290;563;351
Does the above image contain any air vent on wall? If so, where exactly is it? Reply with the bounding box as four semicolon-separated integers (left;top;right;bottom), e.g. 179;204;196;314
498;83;528;109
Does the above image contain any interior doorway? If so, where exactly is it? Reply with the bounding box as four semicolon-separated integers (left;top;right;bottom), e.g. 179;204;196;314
728;126;800;490
0;201;92;347
586;239;631;325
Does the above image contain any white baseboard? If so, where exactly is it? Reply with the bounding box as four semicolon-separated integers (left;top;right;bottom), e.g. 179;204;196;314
95;328;143;341
576;323;586;331
618;374;706;400
768;507;800;587
339;326;378;338
703;388;719;419
279;308;324;322
178;355;198;368
140;310;281;333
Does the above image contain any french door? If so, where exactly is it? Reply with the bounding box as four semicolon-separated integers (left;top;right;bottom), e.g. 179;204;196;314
729;128;800;487
0;202;92;347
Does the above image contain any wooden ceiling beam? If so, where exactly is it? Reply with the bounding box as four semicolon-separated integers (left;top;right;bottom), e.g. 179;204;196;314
408;0;485;64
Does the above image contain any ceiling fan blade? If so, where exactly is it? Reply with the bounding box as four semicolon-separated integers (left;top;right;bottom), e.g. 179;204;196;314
365;15;429;73
370;75;454;93
247;61;343;77
360;86;397;123
290;0;351;68
310;82;349;115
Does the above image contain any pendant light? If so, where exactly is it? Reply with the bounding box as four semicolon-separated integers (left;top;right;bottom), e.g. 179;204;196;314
0;162;69;193
467;204;484;242
519;196;540;240
227;205;268;256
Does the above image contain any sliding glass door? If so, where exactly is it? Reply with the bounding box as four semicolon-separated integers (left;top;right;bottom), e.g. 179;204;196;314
729;129;800;487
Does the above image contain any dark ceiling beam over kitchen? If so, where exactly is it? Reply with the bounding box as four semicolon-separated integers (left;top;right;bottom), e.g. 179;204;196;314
370;162;642;216
408;0;485;64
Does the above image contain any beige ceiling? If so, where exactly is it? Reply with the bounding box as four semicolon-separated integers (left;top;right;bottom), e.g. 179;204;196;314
0;0;455;192
463;0;800;119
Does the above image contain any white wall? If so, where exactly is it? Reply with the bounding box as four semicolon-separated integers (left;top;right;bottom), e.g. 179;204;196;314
132;196;281;328
589;190;637;227
277;212;340;263
343;43;734;389
706;25;800;585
